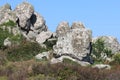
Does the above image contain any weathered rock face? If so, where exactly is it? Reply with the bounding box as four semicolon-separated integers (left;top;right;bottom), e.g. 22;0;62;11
14;2;48;42
36;31;53;44
93;36;120;54
32;12;47;32
0;4;16;25
53;22;92;61
71;22;85;29
0;2;49;44
14;2;34;28
56;21;70;37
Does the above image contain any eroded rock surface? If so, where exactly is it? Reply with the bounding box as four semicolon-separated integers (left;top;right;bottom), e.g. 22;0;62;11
0;4;16;25
53;22;92;63
14;2;34;28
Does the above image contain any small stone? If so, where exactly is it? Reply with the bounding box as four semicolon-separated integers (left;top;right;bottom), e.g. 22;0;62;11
4;37;12;47
36;31;53;44
92;64;111;69
35;52;50;60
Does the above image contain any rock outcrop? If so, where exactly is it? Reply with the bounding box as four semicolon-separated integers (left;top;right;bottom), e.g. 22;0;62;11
93;36;120;54
0;4;16;25
0;2;49;44
1;2;120;67
14;2;34;28
53;22;92;64
14;2;48;41
36;31;53;44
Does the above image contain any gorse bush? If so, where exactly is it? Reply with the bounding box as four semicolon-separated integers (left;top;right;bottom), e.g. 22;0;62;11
92;38;112;62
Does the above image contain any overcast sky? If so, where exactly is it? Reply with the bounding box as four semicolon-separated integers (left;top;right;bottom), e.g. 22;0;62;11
0;0;120;41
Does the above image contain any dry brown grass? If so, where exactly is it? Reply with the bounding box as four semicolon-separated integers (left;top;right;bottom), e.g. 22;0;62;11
0;57;120;80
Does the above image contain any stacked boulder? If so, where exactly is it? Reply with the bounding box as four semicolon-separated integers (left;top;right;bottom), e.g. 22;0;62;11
14;2;50;42
52;22;93;65
1;2;120;67
0;2;52;44
0;4;16;25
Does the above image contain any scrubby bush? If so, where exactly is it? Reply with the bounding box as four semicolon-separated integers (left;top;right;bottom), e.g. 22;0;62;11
92;38;112;63
0;20;22;49
110;53;120;65
0;28;12;49
0;20;16;27
6;41;48;61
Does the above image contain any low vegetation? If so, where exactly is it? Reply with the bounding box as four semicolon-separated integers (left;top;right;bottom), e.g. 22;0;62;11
0;60;120;80
0;20;120;80
92;38;113;63
0;20;16;27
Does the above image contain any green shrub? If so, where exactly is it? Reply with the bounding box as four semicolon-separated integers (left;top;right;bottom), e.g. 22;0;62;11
112;53;120;64
0;20;16;27
0;28;23;49
0;28;12;49
92;38;112;62
6;41;48;61
0;20;18;49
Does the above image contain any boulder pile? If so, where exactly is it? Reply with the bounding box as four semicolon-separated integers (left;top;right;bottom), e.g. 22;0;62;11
0;2;120;66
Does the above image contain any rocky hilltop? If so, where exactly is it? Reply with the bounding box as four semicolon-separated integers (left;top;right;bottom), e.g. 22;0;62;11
0;2;120;67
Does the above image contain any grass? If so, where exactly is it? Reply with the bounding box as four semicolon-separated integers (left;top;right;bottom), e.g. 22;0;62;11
0;59;120;80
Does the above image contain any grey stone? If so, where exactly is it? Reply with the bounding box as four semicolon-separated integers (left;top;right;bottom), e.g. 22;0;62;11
36;31;53;44
14;2;34;28
0;4;16;25
4;37;12;47
71;22;85;29
35;52;50;60
53;22;92;63
92;64;111;69
32;12;47;32
12;27;21;36
50;56;90;66
27;31;37;40
56;21;70;37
